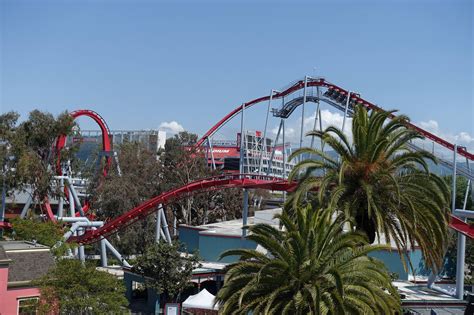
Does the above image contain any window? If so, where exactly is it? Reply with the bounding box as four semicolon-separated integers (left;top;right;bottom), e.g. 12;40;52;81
18;297;39;315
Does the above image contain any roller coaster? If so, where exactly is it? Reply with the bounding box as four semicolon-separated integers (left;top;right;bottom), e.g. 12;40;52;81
4;75;474;299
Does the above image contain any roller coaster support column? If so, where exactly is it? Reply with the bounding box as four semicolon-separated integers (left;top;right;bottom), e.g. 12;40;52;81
258;89;279;174
342;91;352;132
159;207;172;244
242;189;249;238
207;138;216;170
20;194;32;219
113;151;122;177
66;178;85;217
300;76;308;149
267;119;283;176
310;86;321;149
282;118;286;179
58;177;64;217
452;144;466;300
156;206;162;242
79;228;85;264
156;205;171;243
100;237;108;267
239;103;246;173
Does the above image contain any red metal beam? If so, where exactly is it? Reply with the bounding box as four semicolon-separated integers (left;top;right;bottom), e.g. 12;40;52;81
70;172;473;245
449;214;474;238
70;174;295;244
197;78;474;161
55;109;112;176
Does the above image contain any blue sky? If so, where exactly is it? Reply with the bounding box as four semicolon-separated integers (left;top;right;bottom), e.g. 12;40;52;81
1;0;473;149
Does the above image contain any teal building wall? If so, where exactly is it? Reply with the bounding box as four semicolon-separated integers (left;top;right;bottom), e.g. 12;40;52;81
179;226;455;280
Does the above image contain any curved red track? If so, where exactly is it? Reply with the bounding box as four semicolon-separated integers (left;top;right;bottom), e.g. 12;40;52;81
70;174;296;244
196;78;474;161
43;110;113;222
56;109;112;176
70;172;473;245
61;78;474;244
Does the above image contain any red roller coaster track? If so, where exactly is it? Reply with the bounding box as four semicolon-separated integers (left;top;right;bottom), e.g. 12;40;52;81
196;78;474;161
71;172;473;245
60;78;474;244
70;174;296;244
42;110;112;222
55;109;112;176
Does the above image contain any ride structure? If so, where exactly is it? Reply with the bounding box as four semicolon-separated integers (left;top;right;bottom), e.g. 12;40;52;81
7;75;474;300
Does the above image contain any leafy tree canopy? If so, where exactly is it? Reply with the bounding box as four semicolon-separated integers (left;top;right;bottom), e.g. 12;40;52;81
132;241;201;303
288;105;450;271
216;206;401;314
35;259;127;315
8;217;73;257
0;110;76;199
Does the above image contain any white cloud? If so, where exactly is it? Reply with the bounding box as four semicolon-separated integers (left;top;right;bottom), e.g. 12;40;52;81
417;119;474;146
416;119;474;156
159;121;184;134
270;109;353;146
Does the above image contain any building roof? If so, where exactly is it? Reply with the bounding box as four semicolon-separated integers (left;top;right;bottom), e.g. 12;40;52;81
0;241;55;284
0;245;9;263
182;208;407;250
394;281;466;313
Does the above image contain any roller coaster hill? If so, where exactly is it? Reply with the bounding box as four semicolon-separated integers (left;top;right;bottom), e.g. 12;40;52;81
1;76;474;302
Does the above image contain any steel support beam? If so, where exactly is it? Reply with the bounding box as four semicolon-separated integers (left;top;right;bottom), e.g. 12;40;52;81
100;237;108;267
299;76;308;149
66;178;85;217
453;144;466;300
267;119;283;176
258;90;277;174
156;206;162;242
208;137;216;170
239;103;246;174
20;193;33;219
58;177;64;217
310;86;321;149
242;189;249;238
160;207;172;243
341;91;351;132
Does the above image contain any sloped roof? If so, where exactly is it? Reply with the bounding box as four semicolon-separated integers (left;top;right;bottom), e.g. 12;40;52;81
0;241;55;283
182;289;219;310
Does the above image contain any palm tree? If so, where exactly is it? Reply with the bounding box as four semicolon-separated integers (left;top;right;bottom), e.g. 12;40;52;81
288;105;450;270
216;206;401;314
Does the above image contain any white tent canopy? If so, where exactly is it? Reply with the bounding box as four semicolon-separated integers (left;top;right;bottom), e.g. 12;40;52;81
182;289;219;310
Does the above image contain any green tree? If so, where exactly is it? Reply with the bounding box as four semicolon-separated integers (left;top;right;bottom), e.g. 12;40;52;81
35;259;127;315
160;131;245;226
132;241;200;304
91;141;163;255
8;217;74;256
161;131;212;225
216;206;401;314
0;110;76;209
288;106;450;270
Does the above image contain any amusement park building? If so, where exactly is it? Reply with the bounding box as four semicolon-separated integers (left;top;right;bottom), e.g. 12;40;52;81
72;129;167;159
0;241;55;315
205;131;295;177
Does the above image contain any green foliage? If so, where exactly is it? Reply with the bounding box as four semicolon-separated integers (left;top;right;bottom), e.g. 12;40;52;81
91;142;162;254
288;105;450;271
34;259;127;315
0;110;76;200
132;241;200;302
216;206;401;314
9;217;73;257
160;131;246;225
443;175;473;210
10;217;62;246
